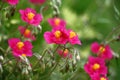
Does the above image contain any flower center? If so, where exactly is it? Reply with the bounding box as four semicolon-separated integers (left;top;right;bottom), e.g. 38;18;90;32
24;29;30;37
54;30;62;39
64;49;69;54
17;42;24;50
27;12;35;20
54;18;60;26
92;63;100;70
99;46;105;53
70;31;76;38
100;77;106;80
22;54;26;57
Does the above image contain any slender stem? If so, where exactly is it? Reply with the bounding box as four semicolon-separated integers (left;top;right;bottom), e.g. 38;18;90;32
4;46;11;57
2;58;15;65
45;58;51;66
103;25;120;44
0;2;5;11
52;45;60;59
5;60;18;80
61;44;66;57
33;49;48;69
60;57;68;69
53;45;60;54
48;61;59;76
0;47;5;53
5;46;10;54
48;44;65;76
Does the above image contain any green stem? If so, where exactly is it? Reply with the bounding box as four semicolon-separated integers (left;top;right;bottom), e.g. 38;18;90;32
2;58;15;65
33;49;48;69
0;2;5;11
48;61;59;76
103;25;120;44
6;47;10;53
3;47;11;58
106;38;116;44
53;45;60;54
60;57;68;70
51;45;60;59
0;47;5;53
5;60;18;80
48;44;66;76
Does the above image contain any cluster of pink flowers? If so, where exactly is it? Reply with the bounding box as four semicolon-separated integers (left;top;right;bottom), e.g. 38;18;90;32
6;0;46;6
44;17;82;58
44;17;81;45
6;0;19;5
18;8;43;40
8;8;43;57
84;42;113;80
29;0;46;5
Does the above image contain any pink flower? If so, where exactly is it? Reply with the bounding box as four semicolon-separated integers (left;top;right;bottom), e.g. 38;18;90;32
6;0;19;5
19;8;42;26
91;73;108;80
8;38;33;57
29;0;46;4
91;42;113;60
48;17;66;28
84;56;107;77
58;49;72;58
18;26;36;40
44;28;69;44
68;30;81;45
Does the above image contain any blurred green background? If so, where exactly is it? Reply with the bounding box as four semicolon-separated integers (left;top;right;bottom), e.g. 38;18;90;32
0;0;120;80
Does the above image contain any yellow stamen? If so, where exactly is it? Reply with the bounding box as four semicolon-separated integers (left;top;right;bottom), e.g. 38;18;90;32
54;18;60;26
22;54;26;57
24;29;30;37
99;46;105;53
54;30;62;39
70;31;76;38
27;12;35;20
100;77;106;80
17;42;24;50
92;63;100;70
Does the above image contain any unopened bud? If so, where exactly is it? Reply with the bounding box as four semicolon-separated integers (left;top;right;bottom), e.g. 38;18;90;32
76;54;80;61
116;35;120;41
73;59;76;64
8;61;13;65
0;56;4;61
28;65;32;71
22;68;28;75
56;0;61;6
37;25;42;33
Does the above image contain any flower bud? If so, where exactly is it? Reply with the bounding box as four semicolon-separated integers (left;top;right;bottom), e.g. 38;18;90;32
37;25;42;33
0;56;4;61
22;68;28;75
76;53;80;61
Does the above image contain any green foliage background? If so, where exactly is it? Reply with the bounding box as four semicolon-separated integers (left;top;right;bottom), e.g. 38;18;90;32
0;0;120;80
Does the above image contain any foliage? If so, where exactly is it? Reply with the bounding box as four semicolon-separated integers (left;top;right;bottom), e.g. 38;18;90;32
0;0;120;80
